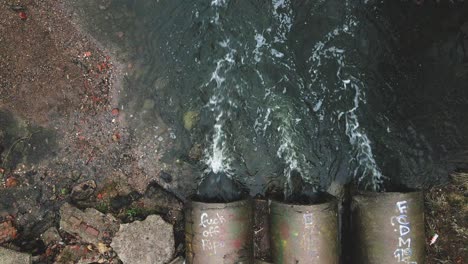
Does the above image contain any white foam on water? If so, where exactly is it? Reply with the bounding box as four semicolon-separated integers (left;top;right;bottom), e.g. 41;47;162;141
210;0;228;24
272;0;320;195
201;0;383;194
270;49;284;58
306;7;384;191
208;113;227;174
272;0;293;43
313;99;323;112
202;40;237;176
276;119;312;197
343;80;384;191
252;0;319;197
211;0;228;7
253;33;267;62
254;107;273;134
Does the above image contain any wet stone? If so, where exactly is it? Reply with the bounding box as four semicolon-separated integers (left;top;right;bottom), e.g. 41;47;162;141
160;170;173;183
71;180;97;201
130;182;183;221
188;144;203;161
327;181;345;199
110;193;137;211
111;215;175;264
40;227;61;245
0;247;32;264
59;203;119;245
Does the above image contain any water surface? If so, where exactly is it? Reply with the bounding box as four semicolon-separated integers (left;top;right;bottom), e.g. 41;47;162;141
66;0;468;198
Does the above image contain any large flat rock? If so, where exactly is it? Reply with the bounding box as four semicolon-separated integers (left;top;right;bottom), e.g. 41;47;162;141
0;247;32;264
111;215;174;264
59;203;119;245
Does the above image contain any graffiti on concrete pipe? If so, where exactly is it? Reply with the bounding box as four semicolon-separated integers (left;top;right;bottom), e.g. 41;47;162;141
199;212;226;254
300;212;319;256
351;192;425;263
185;199;253;264
270;198;339;264
392;200;417;264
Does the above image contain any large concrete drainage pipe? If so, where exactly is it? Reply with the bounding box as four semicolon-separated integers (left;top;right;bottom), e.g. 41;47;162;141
351;191;425;264
270;196;340;264
185;198;254;264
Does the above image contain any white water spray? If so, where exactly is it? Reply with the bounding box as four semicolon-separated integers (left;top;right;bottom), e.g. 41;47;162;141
203;46;236;175
307;5;385;191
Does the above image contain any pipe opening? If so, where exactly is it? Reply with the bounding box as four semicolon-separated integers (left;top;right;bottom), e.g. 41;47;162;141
356;189;423;197
380;178;423;192
270;191;335;205
194;171;249;203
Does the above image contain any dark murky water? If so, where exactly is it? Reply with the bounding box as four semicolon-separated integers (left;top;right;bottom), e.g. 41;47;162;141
66;0;468;199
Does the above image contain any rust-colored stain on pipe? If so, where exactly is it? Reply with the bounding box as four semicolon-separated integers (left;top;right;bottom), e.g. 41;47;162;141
185;198;253;264
270;198;339;264
351;192;425;264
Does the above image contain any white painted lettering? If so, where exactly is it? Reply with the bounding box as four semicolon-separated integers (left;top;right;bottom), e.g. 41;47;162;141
399;237;411;248
396;201;408;214
200;213;209;228
198;212;226;255
392;200;417;264
399;225;410;236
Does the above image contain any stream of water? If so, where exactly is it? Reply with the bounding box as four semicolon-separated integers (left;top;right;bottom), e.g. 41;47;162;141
67;0;468;200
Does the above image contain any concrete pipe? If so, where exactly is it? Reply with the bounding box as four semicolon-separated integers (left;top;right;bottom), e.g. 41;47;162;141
185;198;253;264
270;197;340;264
351;191;425;264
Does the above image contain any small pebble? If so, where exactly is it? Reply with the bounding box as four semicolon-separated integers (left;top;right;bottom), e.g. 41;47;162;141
112;108;119;116
112;133;121;141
